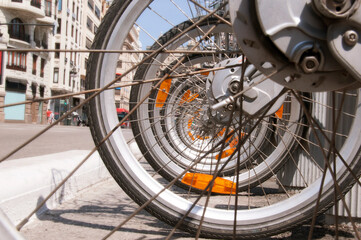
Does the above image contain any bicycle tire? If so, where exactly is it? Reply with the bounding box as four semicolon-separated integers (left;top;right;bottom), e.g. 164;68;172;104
86;0;361;238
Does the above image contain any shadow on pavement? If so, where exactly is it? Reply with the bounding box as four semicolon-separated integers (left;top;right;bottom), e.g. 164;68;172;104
35;195;193;239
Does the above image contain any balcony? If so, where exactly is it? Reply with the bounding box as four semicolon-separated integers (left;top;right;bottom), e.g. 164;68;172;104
7;51;27;72
10;34;31;44
4;0;44;18
7;65;26;72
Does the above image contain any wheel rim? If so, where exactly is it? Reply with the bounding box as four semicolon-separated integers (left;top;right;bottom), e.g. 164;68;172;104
89;0;361;236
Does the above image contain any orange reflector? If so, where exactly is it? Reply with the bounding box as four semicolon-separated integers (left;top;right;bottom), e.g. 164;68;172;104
228;132;245;148
188;131;195;141
180;90;191;105
187;118;193;129
156;79;172;107
216;128;226;137
181;173;236;194
200;71;210;76
225;130;235;143
188;93;199;102
215;148;236;159
195;135;210;140
275;104;284;119
179;90;199;105
229;137;239;148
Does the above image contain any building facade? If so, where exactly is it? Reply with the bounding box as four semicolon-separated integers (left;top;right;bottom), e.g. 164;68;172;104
0;0;56;124
0;0;102;125
100;0;142;119
50;0;83;124
114;26;142;111
0;0;140;125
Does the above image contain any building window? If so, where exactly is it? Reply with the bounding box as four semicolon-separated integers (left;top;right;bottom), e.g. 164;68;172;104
72;2;76;19
32;54;37;75
81;78;85;90
68;72;71;86
7;51;27;71
39;86;44;97
8;18;29;43
42;33;48;49
95;5;100;19
0;51;3;85
75;29;78;43
6;80;26;92
88;0;94;10
31;0;41;8
86;17;93;31
86;38;92;49
63;69;66;84
11;0;23;2
53;68;59;83
40;58;45;77
71;25;74;37
45;0;52;17
57;18;61;34
55;43;60;58
34;28;40;47
94;25;98;34
58;0;62;11
117;60;122;68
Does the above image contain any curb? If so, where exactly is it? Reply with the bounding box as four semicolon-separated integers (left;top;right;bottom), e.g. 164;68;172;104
0;150;111;226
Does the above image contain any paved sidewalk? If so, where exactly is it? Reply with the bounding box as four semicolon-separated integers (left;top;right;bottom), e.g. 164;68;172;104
0;123;111;229
0;150;110;226
1;123;359;239
20;178;359;240
21;178;195;240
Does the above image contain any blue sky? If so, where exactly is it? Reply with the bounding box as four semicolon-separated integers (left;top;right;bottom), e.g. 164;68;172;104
136;0;210;49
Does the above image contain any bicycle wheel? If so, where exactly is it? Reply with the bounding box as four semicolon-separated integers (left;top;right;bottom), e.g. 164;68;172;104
86;0;361;238
130;19;304;192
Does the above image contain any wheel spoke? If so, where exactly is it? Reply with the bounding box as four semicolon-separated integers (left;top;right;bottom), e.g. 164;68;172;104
7;1;360;239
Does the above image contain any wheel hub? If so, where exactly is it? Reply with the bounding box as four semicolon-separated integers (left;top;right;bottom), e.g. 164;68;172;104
206;57;285;123
229;0;360;91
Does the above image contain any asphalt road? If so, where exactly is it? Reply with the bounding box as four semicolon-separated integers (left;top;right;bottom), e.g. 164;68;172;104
0;123;95;160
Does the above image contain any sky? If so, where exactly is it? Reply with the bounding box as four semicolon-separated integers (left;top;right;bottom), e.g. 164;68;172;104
135;0;212;49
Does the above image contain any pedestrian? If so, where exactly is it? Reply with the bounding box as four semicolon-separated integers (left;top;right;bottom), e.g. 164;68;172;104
47;109;53;124
77;115;82;126
49;111;54;124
